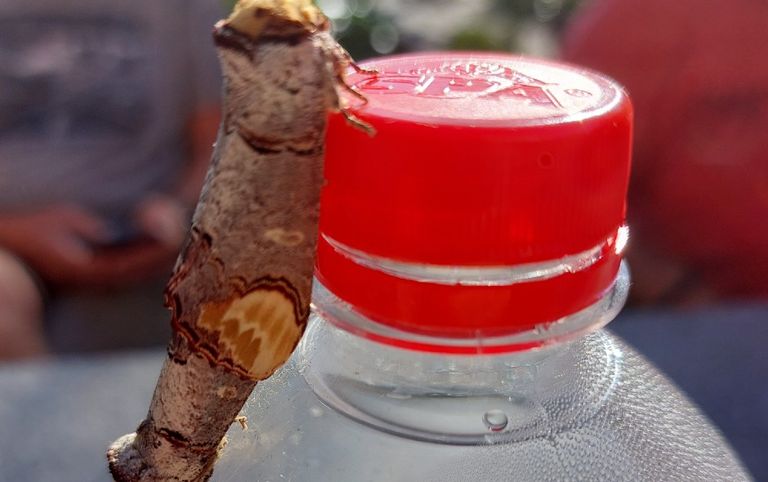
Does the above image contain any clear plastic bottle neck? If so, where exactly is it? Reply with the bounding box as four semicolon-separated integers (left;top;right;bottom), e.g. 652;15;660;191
311;262;629;354
300;263;630;443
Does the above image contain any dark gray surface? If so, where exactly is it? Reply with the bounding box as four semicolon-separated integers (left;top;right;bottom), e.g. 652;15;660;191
0;305;765;481
0;351;163;482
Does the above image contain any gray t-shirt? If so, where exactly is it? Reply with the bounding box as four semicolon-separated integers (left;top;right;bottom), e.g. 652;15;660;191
0;0;223;217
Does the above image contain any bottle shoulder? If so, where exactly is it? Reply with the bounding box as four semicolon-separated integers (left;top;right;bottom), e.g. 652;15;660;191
214;321;749;481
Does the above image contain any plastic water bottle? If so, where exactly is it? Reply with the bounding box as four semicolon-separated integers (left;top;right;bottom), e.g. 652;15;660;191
214;53;750;481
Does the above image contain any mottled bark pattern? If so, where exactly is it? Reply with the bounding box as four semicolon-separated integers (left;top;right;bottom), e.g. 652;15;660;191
167;26;338;379
108;334;249;482
107;1;357;480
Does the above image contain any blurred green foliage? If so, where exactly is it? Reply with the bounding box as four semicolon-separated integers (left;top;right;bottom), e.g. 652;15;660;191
492;0;582;31
330;9;405;60
448;28;510;52
219;0;583;59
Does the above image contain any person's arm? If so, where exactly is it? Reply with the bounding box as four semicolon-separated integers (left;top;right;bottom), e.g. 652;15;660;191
0;205;109;285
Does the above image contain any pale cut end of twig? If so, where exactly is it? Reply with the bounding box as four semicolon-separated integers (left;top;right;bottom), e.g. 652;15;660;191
107;426;228;482
227;0;327;37
107;433;156;482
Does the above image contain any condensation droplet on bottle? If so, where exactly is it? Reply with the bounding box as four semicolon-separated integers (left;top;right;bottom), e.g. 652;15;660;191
483;409;509;432
309;406;324;417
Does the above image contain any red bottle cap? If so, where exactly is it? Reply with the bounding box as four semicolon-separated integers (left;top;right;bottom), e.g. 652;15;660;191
317;52;632;344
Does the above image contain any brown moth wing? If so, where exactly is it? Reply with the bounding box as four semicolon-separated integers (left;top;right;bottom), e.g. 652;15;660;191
107;1;370;480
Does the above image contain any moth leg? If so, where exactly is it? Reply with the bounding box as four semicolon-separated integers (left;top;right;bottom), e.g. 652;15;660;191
350;62;378;75
332;40;378;76
335;69;368;105
345;54;378;76
341;108;376;136
323;36;376;134
333;64;374;133
331;45;377;105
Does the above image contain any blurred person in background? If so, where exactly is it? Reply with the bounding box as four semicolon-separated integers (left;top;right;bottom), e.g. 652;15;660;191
563;0;768;305
0;0;223;359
